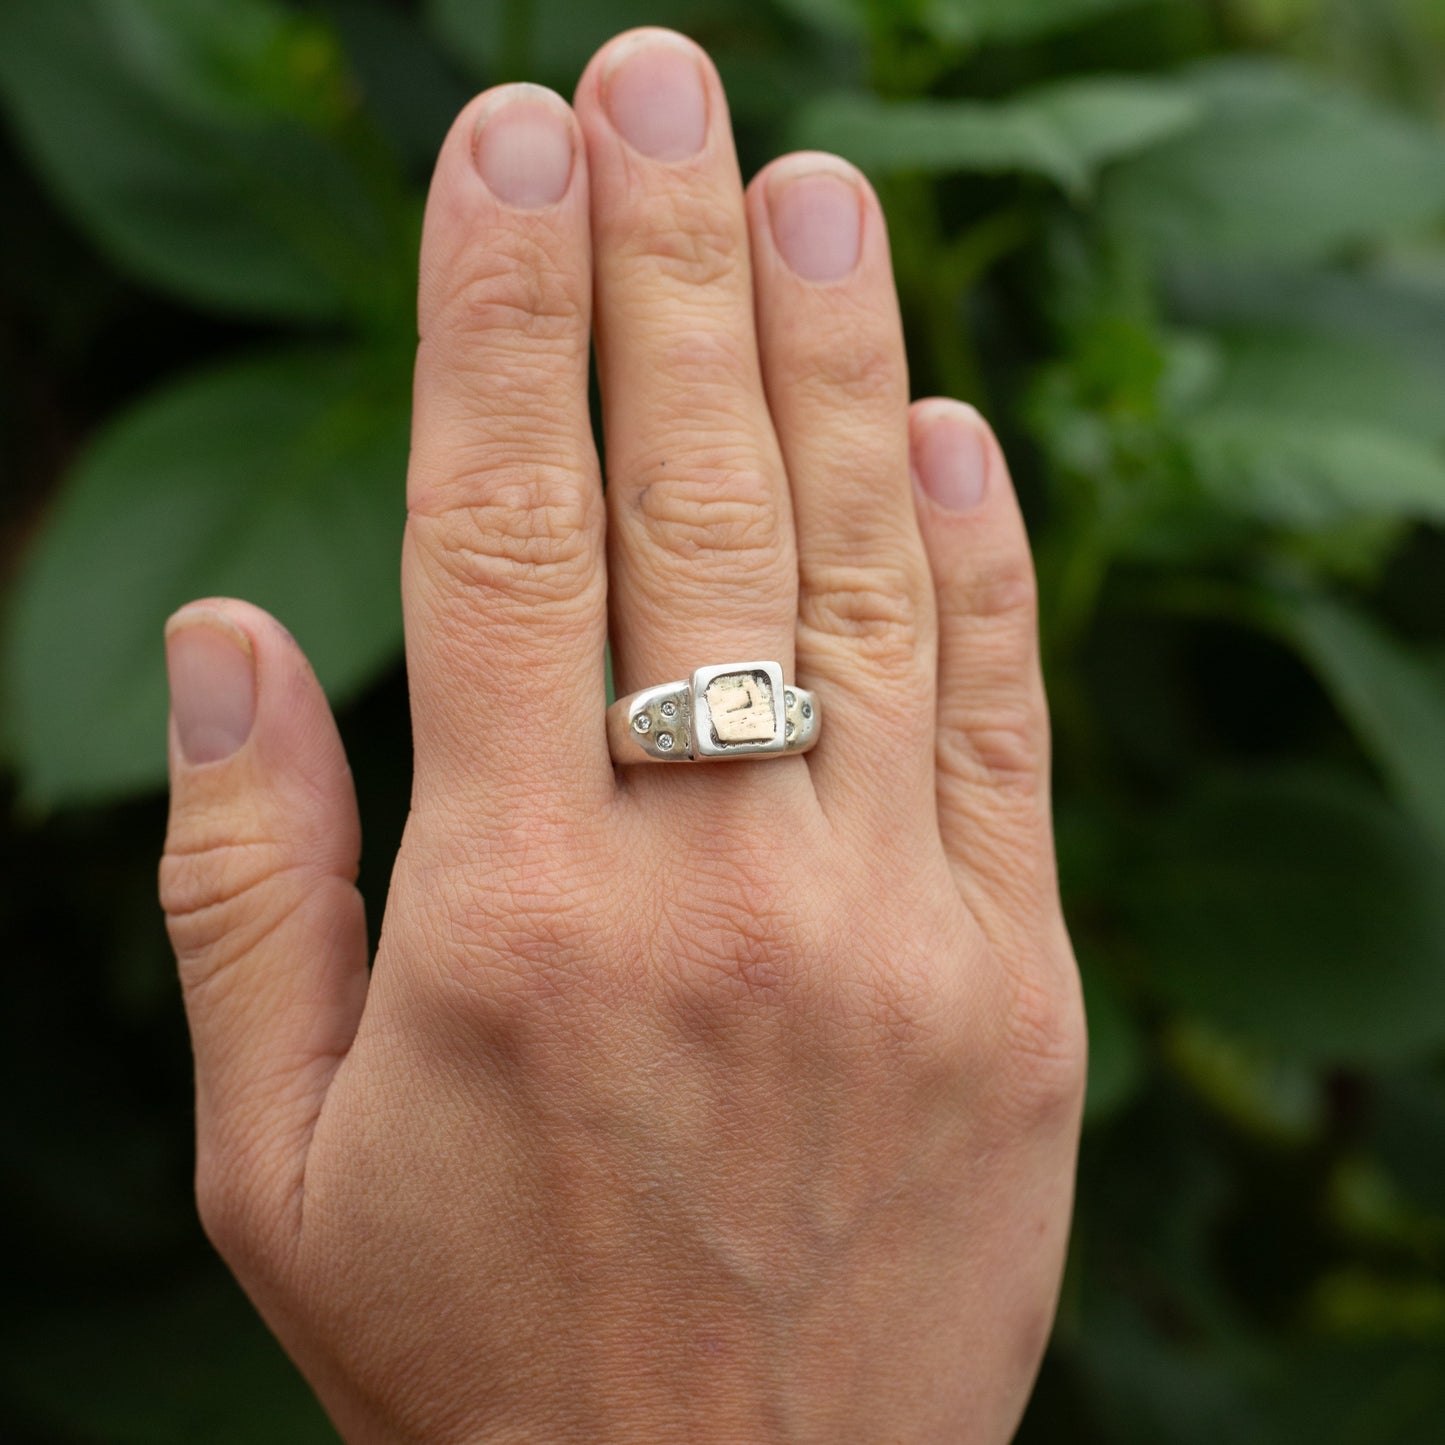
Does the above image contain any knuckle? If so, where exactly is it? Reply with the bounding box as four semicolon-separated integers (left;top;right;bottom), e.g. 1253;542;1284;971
798;559;932;672
408;464;603;609
937;546;1047;794
193;1149;277;1278
656;847;804;1020
422;825;612;1012
938;694;1049;796
826;886;980;1070
955;547;1039;633
850;941;969;1072
442;907;600;1036
954;828;1056;935
194;1157;244;1257
989;963;1088;1127
423;235;586;354
665;916;798;1021
161;834;295;973
615;186;744;289
778;313;905;408
627;451;785;572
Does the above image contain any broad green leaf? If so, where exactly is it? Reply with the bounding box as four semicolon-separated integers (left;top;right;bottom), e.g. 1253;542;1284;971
1128;773;1445;1064
1207;331;1445;445
1182;410;1445;528
923;0;1159;46
4;347;409;808
792;77;1202;196
0;0;415;323
1272;594;1445;853
1168;265;1445;377
1103;61;1445;261
0;1272;337;1443
1169;266;1445;441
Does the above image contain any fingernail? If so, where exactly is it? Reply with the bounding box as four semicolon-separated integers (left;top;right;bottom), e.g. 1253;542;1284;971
915;405;990;512
603;32;707;161
165;612;256;765
473;85;575;208
768;165;863;282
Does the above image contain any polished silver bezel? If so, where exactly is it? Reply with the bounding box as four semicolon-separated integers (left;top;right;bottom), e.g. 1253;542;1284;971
690;660;788;759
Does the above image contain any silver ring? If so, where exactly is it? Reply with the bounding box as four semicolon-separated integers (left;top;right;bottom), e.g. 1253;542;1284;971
607;661;819;764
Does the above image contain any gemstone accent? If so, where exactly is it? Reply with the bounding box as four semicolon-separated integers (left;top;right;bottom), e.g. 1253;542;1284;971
801;701;813;720
786;720;796;741
660;699;677;717
633;713;651;733
656;732;675;751
705;672;776;743
785;689;796;708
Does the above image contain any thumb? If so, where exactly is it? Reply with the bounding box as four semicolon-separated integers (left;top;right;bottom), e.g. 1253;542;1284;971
160;599;369;1265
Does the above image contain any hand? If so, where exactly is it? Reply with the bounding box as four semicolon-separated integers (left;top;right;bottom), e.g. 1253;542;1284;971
160;29;1084;1444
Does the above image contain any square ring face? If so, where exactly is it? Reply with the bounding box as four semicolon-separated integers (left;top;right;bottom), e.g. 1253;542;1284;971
691;661;787;757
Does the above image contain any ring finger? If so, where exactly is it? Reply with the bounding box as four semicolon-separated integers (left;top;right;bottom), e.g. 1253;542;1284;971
575;30;799;725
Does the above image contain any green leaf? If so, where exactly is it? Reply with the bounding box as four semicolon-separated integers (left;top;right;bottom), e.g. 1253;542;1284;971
1208;331;1445;445
1182;410;1445;529
1271;594;1445;853
1169;266;1445;443
923;0;1159;46
0;0;415;323
792;77;1202;196
1129;772;1445;1064
1103;61;1445;261
1168;265;1445;378
4;347;409;808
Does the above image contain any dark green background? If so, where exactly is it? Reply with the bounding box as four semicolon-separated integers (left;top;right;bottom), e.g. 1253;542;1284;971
3;0;1444;1439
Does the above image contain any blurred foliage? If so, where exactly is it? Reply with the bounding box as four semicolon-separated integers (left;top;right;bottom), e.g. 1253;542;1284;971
1;0;1444;1439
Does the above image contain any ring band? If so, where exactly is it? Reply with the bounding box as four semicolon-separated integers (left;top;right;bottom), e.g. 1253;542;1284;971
607;661;819;764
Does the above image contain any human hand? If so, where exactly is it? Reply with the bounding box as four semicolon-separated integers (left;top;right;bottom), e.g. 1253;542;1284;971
160;28;1084;1444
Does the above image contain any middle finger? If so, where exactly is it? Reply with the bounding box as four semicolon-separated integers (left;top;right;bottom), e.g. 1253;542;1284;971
575;30;798;706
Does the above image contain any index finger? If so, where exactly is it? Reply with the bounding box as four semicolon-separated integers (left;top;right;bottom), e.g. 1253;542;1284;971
404;83;614;820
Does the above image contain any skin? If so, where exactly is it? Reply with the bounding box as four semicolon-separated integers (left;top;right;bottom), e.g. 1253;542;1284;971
160;29;1085;1445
